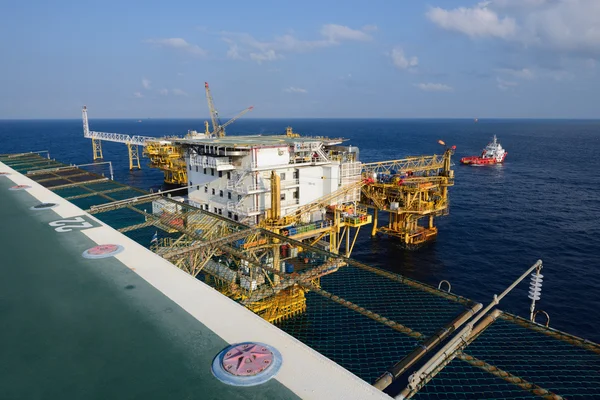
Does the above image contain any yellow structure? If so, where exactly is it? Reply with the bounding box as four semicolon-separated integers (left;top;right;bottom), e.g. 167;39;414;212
361;147;455;249
144;140;187;185
127;143;141;170
286;126;300;138
261;173;371;257
257;144;454;252
92;138;103;160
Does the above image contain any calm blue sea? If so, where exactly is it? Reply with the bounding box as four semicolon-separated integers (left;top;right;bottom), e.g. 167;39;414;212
2;118;600;343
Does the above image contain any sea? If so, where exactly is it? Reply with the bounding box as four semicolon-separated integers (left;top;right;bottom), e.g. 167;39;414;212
1;118;599;343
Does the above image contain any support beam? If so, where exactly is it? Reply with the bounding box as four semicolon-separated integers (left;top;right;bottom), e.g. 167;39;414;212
127;143;141;170
92;138;103;160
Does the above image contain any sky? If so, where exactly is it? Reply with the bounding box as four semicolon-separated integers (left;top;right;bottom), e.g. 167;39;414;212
1;0;600;119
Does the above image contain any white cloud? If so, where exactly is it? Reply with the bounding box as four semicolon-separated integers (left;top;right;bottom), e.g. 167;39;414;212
496;77;518;90
171;88;188;96
159;88;169;95
426;1;600;57
142;78;151;89
426;4;517;39
390;47;418;70
250;50;279;63
222;24;375;63
144;38;206;56
415;83;453;92
496;67;535;79
226;42;243;60
320;24;372;42
133;92;144;98
284;87;308;94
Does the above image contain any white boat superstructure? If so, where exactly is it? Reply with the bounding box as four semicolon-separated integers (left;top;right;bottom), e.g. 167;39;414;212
482;135;507;162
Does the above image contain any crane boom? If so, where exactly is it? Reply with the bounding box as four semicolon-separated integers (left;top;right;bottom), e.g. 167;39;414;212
204;82;220;134
216;106;254;137
204;82;253;138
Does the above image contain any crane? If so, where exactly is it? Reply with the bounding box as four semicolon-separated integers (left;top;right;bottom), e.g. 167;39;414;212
204;82;253;138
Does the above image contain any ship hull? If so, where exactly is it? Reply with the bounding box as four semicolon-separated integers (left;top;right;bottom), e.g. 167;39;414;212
460;153;507;165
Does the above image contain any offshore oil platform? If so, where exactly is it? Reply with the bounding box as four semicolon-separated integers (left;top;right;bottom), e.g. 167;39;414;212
2;85;599;399
82;82;456;253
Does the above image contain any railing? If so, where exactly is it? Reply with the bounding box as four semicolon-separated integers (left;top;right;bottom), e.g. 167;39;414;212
362;154;446;175
190;155;233;168
226;202;263;215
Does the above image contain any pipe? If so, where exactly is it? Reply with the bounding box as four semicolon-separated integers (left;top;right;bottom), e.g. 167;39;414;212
398;260;542;399
373;302;482;391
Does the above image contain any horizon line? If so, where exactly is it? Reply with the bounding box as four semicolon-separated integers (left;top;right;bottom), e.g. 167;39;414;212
2;116;600;121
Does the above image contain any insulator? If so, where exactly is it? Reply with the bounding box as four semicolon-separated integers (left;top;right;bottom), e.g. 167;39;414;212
528;293;541;301
529;281;543;290
528;272;544;301
528;287;542;300
530;272;544;280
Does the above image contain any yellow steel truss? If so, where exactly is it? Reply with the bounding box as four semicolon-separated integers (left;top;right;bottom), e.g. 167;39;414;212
143;140;188;185
361;148;454;249
92;138;103;160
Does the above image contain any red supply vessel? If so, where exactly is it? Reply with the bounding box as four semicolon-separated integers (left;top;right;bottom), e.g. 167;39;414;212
460;135;507;165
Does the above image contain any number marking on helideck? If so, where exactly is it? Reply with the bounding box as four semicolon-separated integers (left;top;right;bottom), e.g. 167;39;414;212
49;216;94;233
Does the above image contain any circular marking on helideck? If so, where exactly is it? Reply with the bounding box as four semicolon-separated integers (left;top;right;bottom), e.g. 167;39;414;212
9;185;31;191
82;244;124;259
211;342;282;386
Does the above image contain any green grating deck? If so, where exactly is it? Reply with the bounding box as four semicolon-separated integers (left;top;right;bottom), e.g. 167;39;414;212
412;358;540;400
411;313;600;399
277;292;421;384
5;153;600;399
320;265;469;337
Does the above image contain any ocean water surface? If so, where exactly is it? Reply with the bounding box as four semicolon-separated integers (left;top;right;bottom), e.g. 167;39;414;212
1;118;599;342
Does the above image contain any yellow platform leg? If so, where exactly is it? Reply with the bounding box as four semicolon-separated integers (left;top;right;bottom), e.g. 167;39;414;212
127;143;141;170
371;208;378;237
92;138;103;160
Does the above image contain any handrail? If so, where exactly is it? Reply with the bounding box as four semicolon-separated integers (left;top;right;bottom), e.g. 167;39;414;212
397;260;543;399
